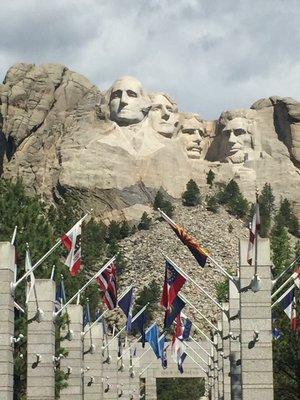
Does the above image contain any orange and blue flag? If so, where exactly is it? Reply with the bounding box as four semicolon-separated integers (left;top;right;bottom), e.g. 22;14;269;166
172;224;209;267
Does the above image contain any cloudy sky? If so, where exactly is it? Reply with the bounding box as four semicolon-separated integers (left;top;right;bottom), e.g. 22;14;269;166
1;0;300;119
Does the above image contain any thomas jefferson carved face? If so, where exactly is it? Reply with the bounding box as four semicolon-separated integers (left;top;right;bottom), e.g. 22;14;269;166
109;77;149;126
221;118;254;163
149;93;179;138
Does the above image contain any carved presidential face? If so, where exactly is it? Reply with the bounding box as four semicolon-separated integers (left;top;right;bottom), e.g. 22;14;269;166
179;114;205;159
221;118;254;163
149;93;179;138
109;77;149;126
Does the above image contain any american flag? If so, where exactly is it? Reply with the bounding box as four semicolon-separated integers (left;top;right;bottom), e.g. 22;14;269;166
96;261;117;310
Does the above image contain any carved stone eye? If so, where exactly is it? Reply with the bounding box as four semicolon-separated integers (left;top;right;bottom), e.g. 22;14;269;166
110;90;122;100
127;90;138;98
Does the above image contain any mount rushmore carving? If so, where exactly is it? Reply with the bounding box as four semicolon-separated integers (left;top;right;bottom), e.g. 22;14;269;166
0;63;299;220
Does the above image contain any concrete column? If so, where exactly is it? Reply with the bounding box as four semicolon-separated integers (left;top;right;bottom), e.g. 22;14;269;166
239;238;274;400
145;375;156;400
117;344;140;400
102;337;118;400
60;304;83;399
83;324;103;400
222;303;230;400
217;321;224;400
0;242;15;400
229;277;241;400
27;279;56;400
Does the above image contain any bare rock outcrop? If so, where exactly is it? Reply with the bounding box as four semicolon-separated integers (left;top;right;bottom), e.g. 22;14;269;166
1;63;300;221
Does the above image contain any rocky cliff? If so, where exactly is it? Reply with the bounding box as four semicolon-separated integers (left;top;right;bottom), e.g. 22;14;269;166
1;63;300;221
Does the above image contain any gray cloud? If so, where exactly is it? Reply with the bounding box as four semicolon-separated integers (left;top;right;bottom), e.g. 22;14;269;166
1;0;300;119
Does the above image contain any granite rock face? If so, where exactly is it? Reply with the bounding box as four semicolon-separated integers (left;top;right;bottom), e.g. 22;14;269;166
1;64;300;220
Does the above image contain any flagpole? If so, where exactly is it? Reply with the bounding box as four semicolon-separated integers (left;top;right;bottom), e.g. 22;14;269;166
11;225;17;245
181;313;215;346
184;341;209;366
14;301;25;314
82;286;133;337
54;255;116;317
271;273;297;300
102;302;149;351
139;360;154;377
165;255;229;317
185;351;208;374
179;294;219;332
12;212;91;292
189;336;211;357
50;265;56;280
158;209;238;288
134;330;165;363
271;283;295;309
273;255;300;284
118;335;142;360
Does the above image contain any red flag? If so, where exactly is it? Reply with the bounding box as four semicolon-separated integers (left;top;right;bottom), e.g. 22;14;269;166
61;218;84;276
247;200;260;265
96;261;117;310
292;267;300;289
161;261;186;310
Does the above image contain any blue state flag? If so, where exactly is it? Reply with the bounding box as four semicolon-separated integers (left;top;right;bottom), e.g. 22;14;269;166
182;318;192;340
55;280;66;312
131;308;147;347
83;304;91;328
164;296;186;329
118;287;135;333
145;323;161;359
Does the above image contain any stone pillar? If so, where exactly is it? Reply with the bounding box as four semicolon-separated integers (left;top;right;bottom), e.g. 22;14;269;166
222;303;230;400
102;336;118;400
60;304;83;399
145;375;156;400
83;323;103;400
217;321;224;400
239;238;274;400
0;242;15;400
229;277;242;400
27;279;56;400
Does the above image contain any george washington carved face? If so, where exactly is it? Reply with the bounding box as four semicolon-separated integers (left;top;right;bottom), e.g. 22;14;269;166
109;76;150;126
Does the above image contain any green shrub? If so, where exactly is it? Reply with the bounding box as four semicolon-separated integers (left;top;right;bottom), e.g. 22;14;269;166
206;195;219;213
138;212;152;230
206;169;215;187
153;190;174;217
182;179;201;206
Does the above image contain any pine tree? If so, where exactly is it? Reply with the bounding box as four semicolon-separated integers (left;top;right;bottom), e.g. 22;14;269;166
228;194;249;219
138;212;152;230
182;179;201;206
259;183;275;237
294;241;300;260
217;179;240;205
153;190;174;217
206;195;219;213
206;169;215;187
134;280;160;320
271;214;291;276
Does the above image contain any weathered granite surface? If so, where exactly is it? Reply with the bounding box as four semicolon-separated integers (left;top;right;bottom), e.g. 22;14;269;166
1;64;300;220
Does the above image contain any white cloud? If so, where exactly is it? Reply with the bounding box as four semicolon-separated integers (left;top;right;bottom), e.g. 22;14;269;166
1;0;300;119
